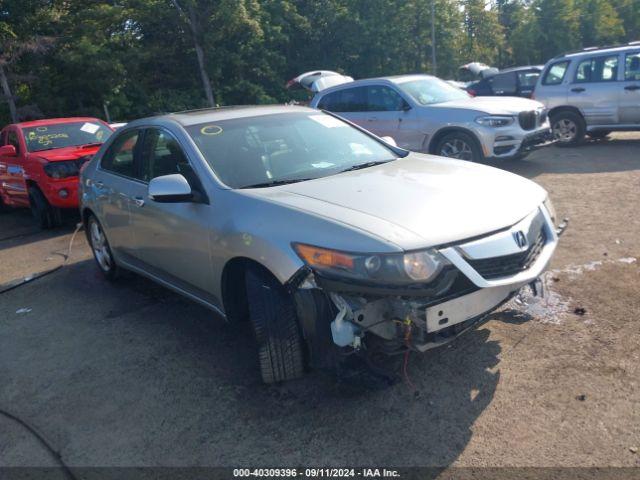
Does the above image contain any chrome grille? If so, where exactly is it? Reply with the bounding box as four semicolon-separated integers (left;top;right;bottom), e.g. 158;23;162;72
466;230;547;279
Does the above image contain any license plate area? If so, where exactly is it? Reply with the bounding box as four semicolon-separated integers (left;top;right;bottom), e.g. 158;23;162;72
425;286;513;333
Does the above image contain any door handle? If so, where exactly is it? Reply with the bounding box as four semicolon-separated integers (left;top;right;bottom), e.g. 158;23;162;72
94;181;104;188
133;196;145;207
624;85;640;91
367;117;378;122
571;87;585;93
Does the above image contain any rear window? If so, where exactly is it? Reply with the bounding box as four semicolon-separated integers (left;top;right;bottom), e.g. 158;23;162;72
542;61;570;85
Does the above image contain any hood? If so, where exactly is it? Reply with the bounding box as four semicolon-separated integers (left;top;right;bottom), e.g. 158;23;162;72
247;154;546;250
30;145;101;162
434;96;544;115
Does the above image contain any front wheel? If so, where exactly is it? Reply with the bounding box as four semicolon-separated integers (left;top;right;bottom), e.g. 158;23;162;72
551;111;586;146
435;132;483;162
28;186;61;229
245;267;305;383
87;215;119;280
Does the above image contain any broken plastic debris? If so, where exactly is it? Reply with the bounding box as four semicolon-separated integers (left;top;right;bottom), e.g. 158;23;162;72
576;394;586;401
16;308;32;314
573;307;586;316
630;447;638;454
618;257;637;264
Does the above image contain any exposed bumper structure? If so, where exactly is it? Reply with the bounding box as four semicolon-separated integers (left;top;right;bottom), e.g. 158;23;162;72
301;205;559;357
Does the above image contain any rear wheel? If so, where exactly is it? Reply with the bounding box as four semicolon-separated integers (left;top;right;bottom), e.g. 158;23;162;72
245;267;305;383
28;186;61;229
551;111;586;146
0;195;10;213
87;215;119;280
435;132;483;162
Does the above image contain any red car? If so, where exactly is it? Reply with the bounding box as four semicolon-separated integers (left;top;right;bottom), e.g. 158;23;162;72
0;117;114;228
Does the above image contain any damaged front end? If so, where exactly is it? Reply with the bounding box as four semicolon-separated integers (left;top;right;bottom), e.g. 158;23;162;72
288;205;561;369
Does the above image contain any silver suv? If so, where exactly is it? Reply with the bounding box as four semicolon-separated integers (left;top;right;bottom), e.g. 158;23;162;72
534;42;640;145
304;74;551;162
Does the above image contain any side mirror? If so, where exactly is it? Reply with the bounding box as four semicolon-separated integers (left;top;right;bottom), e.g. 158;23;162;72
401;102;412;112
148;174;193;203
0;144;17;157
380;136;398;147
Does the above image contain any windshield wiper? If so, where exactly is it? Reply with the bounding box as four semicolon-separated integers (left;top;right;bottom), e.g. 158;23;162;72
240;178;314;189
78;143;103;149
338;160;392;173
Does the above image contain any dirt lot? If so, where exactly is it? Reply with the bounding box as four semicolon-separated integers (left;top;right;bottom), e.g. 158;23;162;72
1;134;639;470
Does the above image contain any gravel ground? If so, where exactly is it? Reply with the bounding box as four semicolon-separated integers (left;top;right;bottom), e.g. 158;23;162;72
0;133;639;469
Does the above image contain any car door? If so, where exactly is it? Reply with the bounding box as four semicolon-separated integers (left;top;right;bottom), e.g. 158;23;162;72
92;128;142;255
0;128;29;207
488;72;517;97
619;50;640;124
569;53;621;125
126;127;214;297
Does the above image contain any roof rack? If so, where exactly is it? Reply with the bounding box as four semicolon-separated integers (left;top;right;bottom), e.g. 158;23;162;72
553;41;640;59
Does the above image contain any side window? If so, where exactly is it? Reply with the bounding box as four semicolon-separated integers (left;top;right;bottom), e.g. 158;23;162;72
317;87;367;112
366;85;406;111
317;91;340;111
542;61;569;85
101;130;139;178
140;129;193;182
575;55;619;83
489;72;517;94
625;52;640;81
7;131;21;155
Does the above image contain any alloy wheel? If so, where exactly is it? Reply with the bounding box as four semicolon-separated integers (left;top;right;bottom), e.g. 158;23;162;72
90;220;113;272
439;138;473;161
553;118;577;143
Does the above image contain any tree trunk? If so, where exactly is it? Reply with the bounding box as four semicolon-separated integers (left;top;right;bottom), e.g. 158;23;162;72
0;63;18;123
186;3;215;107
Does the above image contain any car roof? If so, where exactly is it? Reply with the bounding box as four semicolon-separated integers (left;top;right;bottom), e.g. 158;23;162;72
144;105;317;127
555;43;640;60
315;74;436;96
11;117;107;129
495;65;544;74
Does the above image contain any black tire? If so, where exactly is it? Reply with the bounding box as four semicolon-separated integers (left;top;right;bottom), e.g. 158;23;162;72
0;195;10;213
245;267;305;383
434;131;483;162
551;111;586;146
86;215;119;281
28;186;61;229
587;130;611;140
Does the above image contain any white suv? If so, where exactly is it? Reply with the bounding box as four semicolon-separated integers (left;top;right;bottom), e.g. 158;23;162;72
534;42;640;145
290;72;552;162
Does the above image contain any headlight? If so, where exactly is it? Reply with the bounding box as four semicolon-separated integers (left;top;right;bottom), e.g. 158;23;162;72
543;196;556;225
43;160;80;179
475;115;515;127
293;243;449;285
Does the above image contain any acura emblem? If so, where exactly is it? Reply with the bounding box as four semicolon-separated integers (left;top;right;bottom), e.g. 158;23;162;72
513;231;528;249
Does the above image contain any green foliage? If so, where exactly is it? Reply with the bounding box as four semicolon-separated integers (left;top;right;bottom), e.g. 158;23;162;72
0;0;636;125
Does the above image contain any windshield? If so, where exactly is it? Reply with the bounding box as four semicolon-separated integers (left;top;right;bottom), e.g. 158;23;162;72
23;121;113;152
398;77;470;105
186;112;399;189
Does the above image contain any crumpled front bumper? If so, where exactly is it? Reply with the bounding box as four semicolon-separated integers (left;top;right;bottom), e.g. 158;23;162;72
316;205;559;353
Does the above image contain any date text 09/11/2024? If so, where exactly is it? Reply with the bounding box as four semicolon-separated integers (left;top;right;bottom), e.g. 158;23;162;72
232;468;401;478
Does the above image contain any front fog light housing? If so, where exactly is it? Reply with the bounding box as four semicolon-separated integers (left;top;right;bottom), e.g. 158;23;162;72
58;189;69;198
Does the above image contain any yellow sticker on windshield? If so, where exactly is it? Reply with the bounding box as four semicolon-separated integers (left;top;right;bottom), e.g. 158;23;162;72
200;125;223;136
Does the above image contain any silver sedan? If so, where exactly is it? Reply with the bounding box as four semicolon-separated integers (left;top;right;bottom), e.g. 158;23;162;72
80;105;560;383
